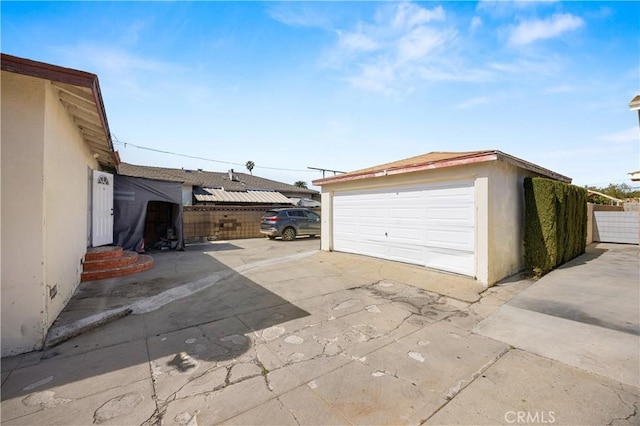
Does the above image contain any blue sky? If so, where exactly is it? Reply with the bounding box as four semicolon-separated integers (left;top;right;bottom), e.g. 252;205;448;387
2;1;638;189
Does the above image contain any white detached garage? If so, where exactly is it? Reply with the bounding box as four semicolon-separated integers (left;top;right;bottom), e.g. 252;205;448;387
313;151;571;287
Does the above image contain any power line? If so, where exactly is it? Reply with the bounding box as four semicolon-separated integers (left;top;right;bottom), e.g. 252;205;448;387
112;136;316;173
582;179;636;186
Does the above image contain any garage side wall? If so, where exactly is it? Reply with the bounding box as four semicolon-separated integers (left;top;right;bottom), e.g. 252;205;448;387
486;162;527;284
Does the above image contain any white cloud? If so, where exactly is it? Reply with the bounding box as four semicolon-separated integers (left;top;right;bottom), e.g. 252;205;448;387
57;43;175;75
337;31;379;52
267;3;331;28
477;0;559;17
396;26;449;61
322;2;460;94
348;61;397;94
508;13;584;46
388;3;445;31
602;127;639;144
488;55;562;76
470;16;483;31
54;43;189;101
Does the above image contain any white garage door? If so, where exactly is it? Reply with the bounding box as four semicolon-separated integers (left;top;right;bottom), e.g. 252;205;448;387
333;181;475;276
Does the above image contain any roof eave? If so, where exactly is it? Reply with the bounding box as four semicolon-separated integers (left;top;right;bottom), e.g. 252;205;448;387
495;152;571;183
313;150;571;186
313;152;499;186
1;53;118;172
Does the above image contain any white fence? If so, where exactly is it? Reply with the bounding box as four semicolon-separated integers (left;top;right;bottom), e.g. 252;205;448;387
593;211;640;244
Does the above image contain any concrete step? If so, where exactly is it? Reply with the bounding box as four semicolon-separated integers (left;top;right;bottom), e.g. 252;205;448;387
85;246;123;262
81;255;154;282
83;250;139;272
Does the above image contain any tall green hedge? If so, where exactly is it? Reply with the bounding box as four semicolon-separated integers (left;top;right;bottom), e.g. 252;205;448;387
524;177;587;276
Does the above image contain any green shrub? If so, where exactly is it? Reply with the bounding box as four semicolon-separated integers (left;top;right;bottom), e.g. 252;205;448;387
524;177;587;276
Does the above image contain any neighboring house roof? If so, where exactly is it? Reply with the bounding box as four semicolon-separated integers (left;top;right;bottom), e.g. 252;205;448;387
1;53;117;170
194;188;294;204
313;150;571;186
628;170;640;182
587;190;623;206
629;95;640;111
118;163;319;195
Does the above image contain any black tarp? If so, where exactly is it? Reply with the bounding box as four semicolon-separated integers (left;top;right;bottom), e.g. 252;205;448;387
114;175;184;252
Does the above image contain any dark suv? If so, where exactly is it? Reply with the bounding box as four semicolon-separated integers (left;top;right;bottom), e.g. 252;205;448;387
260;208;320;241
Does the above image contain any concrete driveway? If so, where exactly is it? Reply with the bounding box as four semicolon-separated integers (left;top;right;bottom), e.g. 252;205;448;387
474;243;639;386
1;239;638;425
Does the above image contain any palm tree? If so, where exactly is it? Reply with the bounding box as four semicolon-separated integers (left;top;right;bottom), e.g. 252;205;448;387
294;181;308;189
245;160;255;175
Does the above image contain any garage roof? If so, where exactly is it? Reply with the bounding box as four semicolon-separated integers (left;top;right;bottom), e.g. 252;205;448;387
1;53;118;170
313;150;571;186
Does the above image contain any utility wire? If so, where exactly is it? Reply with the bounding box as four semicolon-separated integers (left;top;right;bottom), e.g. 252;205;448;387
583;179;637;186
111;136;316;173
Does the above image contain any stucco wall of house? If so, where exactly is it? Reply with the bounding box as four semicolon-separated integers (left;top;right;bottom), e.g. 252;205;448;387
42;80;99;335
1;72;48;356
0;72;100;357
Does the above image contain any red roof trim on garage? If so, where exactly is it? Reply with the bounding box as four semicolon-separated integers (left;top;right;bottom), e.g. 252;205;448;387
312;150;571;186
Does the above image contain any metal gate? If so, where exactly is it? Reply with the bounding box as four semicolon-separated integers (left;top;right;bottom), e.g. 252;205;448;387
593;211;639;244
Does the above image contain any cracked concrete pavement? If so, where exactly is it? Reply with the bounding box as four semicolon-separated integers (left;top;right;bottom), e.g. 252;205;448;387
1;239;638;425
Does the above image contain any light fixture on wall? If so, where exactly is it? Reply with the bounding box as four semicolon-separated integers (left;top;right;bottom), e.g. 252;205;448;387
92;153;100;159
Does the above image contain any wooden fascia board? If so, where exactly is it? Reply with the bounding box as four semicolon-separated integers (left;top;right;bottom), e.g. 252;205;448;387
313;151;572;186
1;53;96;87
313;154;499;186
91;77;114;153
495;152;572;183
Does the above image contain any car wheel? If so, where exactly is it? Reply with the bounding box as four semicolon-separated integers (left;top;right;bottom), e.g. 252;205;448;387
282;227;296;241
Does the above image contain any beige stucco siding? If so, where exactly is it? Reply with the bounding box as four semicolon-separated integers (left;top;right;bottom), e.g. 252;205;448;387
42;80;99;332
1;72;99;356
1;72;48;355
486;161;528;284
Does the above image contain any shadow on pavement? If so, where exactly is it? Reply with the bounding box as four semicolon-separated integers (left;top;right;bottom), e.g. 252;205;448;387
1;244;310;402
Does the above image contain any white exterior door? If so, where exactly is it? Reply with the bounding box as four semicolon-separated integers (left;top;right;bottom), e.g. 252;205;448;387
332;181;476;277
92;170;114;247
